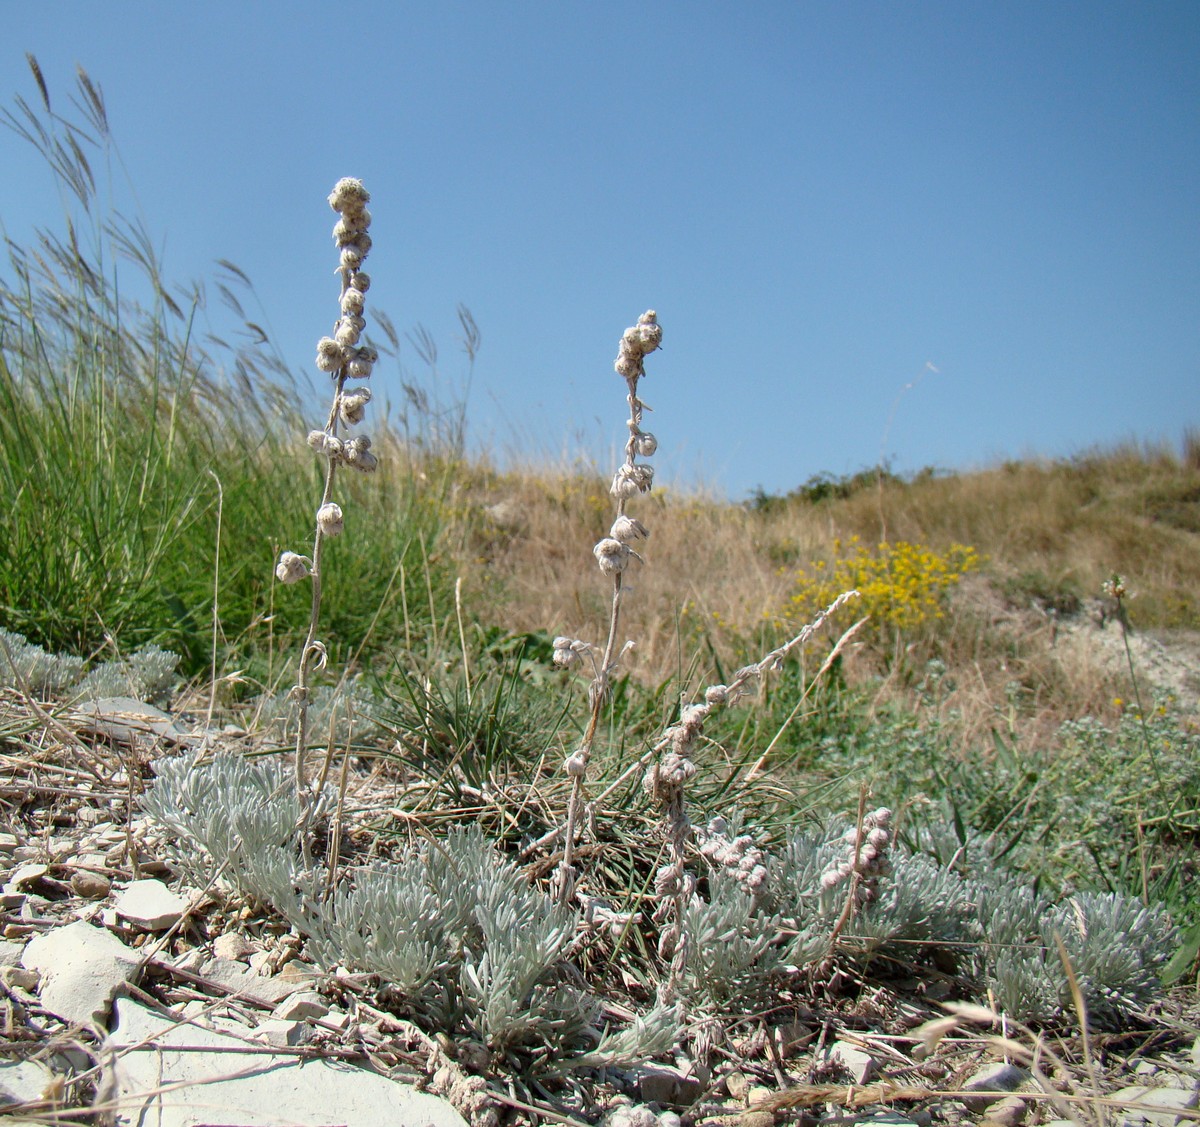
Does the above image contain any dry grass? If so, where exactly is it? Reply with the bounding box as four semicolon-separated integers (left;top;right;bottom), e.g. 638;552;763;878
450;443;1200;750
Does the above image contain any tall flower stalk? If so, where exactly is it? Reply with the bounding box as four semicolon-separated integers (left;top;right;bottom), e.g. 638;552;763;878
276;178;379;824
553;311;662;902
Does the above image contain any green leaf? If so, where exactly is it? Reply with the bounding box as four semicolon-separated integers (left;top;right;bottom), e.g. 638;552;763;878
1162;919;1200;985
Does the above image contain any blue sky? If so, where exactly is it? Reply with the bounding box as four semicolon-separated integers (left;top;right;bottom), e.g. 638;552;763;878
4;2;1198;498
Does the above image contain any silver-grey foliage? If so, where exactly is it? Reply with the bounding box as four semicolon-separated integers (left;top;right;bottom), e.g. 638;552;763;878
0;630;179;704
143;763;677;1070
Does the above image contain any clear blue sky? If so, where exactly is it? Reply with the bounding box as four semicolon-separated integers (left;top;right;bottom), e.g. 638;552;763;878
4;2;1198;499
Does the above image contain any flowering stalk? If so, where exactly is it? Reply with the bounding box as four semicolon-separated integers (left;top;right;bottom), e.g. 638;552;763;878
553;311;662;903
276;178;379;823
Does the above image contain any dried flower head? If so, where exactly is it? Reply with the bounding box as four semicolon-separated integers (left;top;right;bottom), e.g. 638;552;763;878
315;337;346;373
593;537;632;575
316;503;344;537
610;515;649;544
327;177;370;214
339;387;372;426
634;432;658;457
275;551;311;585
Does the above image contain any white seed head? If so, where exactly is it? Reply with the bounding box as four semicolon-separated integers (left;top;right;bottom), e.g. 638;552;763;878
353;232;373;257
867;826;890;850
340;288;366;316
347;356;375;379
328;177;370;213
634;432;658;457
316;502;344;537
335;319;361;348
349;271;371;292
636;315;662;354
315;337;346;373
614;348;641;379
704;684;729;706
593;537;632;575
339;247;363;272
339;387;372;426
275;551;311;585
610;515;649;543
564;751;587;777
611;463;654;498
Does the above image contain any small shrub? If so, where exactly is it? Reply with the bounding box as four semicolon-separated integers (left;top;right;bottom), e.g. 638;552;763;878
784;536;980;657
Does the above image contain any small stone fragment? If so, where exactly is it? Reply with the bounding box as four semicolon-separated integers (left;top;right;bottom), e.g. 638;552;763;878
114;878;188;930
71;870;112;899
1111;1084;1199;1127
963;1063;1031;1112
272;990;329;1021
253;1018;312;1047
212;932;254;961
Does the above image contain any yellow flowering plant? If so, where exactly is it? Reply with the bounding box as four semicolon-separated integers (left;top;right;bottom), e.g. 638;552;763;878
786;535;980;657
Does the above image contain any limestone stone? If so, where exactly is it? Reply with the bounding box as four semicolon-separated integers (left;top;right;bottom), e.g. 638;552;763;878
105;998;468;1127
21;919;140;1029
114;878;188;930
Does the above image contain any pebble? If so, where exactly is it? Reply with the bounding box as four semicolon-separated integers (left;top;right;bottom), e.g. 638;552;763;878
71;870;112;899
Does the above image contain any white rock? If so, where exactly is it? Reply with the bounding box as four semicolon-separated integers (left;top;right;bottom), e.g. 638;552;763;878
0;1059;57;1107
252;1018;312;1047
822;1038;877;1084
212;932;255;961
1112;1084;1199;1127
114;878;189;930
272;990;329;1021
0;940;25;967
963;1062;1029;1111
105;998;468;1127
21;920;140;1030
201;957;316;1007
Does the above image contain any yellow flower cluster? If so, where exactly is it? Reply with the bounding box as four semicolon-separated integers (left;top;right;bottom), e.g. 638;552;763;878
786;536;980;635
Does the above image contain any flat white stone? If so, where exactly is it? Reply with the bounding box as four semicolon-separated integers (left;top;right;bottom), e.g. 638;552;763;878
252;1018;312;1047
114;878;189;930
105;998;467;1127
1112;1084;1199;1127
201;957;313;1006
0;1059;57;1107
822;1038;877;1084
271;991;329;1021
21;920;140;1030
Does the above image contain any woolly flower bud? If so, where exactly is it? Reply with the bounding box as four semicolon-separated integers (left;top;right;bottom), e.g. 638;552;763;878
339;247;363;272
564;751;587;778
614;348;641;379
344;435;377;473
316;337;346;373
610;463;654;499
340;287;366;316
552;637;580;668
347;345;377;379
634;432;658;457
705;684;729;706
275;551;311;585
335;318;362;348
316;502;344;537
307;430;345;462
636;311;663;353
339;387;372;426
610;515;649;544
352;233;373;257
593;537;631;576
349;271;371;292
328;177;370;214
866;826;890;850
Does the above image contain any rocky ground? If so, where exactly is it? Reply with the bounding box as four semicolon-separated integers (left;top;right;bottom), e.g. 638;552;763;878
0;692;1197;1126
